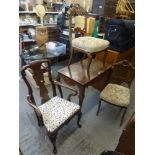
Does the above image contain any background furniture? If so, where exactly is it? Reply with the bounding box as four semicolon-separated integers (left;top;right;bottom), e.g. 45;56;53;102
57;58;111;111
19;10;60;51
95;48;135;65
96;60;134;126
21;41;66;66
116;0;135;19
115;113;135;155
21;60;82;154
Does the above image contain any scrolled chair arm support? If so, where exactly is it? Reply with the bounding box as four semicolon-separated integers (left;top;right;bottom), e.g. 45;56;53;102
53;80;78;101
27;95;44;125
112;59;135;70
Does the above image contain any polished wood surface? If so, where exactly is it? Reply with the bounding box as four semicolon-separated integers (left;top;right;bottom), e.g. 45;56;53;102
58;58;112;109
116;113;135;155
95;48;135;65
21;60;82;154
58;58;111;85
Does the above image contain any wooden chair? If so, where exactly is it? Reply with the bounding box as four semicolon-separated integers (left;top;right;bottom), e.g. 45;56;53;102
67;4;109;76
21;60;82;154
96;60;134;126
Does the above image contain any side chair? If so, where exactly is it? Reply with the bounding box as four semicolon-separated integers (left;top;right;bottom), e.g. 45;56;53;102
67;4;109;77
21;59;82;154
96;60;135;126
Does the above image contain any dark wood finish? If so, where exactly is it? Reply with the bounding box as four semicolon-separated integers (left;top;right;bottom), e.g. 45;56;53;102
21;59;82;154
67;4;108;76
58;58;112;111
115;113;135;155
96;60;135;126
47;26;61;42
95;48;135;65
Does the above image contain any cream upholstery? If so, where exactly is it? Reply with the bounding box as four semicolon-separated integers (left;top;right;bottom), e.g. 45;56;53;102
25;68;50;88
72;36;109;53
38;96;80;132
100;83;130;107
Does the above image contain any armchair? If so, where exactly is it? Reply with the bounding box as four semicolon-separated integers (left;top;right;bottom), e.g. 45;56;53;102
21;59;82;154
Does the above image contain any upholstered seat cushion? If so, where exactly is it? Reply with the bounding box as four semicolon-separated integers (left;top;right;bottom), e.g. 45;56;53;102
38;96;80;132
100;83;130;107
72;36;109;53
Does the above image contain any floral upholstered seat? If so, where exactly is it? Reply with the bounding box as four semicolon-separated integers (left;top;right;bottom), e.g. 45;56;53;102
39;96;80;132
96;60;134;126
100;83;130;107
72;36;109;53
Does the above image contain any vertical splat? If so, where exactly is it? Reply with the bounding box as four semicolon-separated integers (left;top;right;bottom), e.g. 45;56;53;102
30;61;50;103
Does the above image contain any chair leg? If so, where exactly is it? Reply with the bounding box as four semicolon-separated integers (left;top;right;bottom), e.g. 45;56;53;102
86;53;92;78
68;48;74;66
77;112;82;128
96;99;102;116
49;132;58;154
119;107;123;113
120;108;127;126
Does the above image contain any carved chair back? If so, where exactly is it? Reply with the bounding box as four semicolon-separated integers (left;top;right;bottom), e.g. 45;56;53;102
108;60;135;88
67;4;88;46
21;60;56;105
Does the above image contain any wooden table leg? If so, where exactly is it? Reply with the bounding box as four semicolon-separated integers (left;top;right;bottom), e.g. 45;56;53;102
77;85;85;109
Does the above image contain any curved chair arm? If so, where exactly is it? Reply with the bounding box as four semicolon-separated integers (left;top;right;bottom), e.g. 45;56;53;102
53;80;78;101
112;60;135;70
27;95;43;125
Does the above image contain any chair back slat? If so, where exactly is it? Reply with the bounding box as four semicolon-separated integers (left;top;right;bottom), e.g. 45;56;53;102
67;4;88;44
21;60;56;104
110;60;135;87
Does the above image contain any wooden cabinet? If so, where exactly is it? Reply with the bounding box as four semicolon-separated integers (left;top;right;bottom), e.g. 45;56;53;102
95;48;135;65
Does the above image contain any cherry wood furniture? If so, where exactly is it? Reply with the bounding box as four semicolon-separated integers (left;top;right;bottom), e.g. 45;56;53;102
67;4;109;76
21;60;82;154
95;48;135;65
96;60;135;126
57;58;112;111
115;113;135;155
100;113;135;155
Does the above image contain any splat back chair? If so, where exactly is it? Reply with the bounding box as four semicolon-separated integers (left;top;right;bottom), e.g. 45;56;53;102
67;4;110;76
21;60;82;154
96;60;134;126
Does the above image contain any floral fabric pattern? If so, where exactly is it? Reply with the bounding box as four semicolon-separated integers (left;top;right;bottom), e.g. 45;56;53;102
72;36;109;53
39;96;80;132
100;83;130;107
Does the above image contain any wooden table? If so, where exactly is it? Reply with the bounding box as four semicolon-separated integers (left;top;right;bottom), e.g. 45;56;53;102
57;58;111;110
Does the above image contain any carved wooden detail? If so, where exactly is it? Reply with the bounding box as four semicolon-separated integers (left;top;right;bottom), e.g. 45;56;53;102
29;61;50;103
67;4;88;17
21;59;81;154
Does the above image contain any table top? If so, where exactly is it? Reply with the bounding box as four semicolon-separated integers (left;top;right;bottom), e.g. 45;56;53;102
58;58;111;85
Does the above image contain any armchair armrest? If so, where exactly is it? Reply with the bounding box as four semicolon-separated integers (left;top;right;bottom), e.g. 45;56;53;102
53;80;78;101
27;95;44;126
